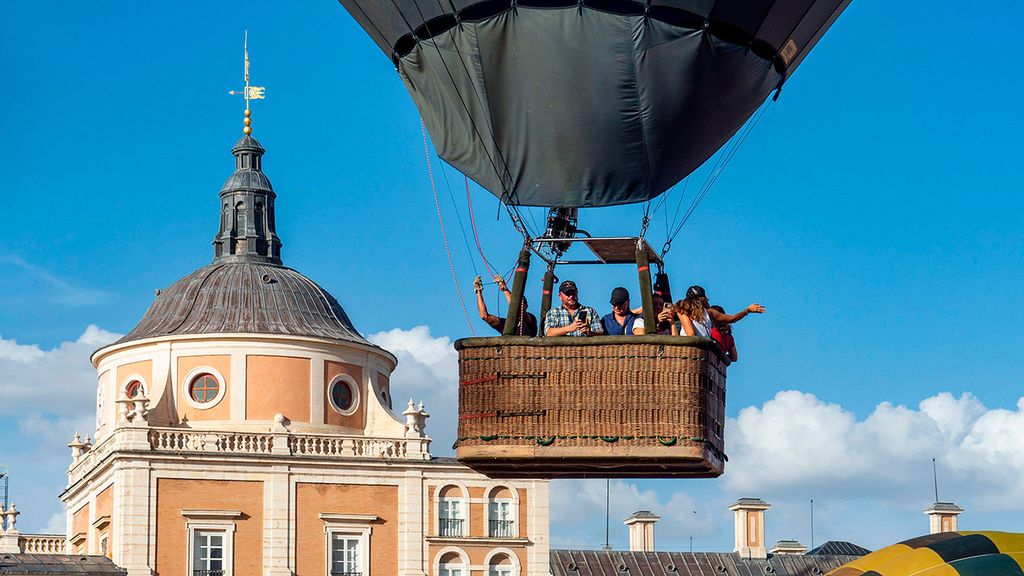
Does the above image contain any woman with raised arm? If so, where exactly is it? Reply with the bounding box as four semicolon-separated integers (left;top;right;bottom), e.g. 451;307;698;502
674;285;764;338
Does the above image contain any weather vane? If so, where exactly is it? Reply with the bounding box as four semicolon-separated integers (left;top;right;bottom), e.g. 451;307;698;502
228;31;266;135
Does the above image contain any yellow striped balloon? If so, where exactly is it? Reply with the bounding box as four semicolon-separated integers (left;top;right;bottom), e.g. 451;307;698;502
829;532;1024;576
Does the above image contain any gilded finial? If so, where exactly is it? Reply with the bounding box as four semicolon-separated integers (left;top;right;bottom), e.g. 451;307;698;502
229;31;265;136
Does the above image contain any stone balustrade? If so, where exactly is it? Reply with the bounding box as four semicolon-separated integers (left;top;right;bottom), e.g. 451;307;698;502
68;426;431;483
19;534;66;554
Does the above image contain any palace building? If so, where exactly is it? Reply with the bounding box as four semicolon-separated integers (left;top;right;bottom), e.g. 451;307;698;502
56;115;549;576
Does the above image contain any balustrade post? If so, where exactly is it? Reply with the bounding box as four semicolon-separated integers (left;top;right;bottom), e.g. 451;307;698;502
0;504;20;553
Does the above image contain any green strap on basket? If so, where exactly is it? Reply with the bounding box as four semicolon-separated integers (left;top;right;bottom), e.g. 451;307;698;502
658;437;678;446
536;436;556;446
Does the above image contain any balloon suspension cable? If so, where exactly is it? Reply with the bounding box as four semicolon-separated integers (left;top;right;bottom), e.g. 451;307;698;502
421;121;475;335
437;157;480;276
660;98;773;259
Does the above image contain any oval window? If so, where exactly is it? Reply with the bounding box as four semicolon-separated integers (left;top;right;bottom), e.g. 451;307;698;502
331;380;354;411
189;374;220;404
125;380;143;399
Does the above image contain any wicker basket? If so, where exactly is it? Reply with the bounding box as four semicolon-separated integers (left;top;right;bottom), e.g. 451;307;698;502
454;335;728;478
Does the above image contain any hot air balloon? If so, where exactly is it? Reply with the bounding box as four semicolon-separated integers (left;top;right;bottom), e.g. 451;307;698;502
829;532;1024;576
337;0;851;477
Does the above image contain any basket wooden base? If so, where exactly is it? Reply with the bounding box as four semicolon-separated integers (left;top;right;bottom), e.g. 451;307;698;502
457;444;724;479
454;335;728;479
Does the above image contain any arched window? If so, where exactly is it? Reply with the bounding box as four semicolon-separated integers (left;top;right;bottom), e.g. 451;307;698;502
439;551;465;576
125;380;143;399
487;486;517;538
234;201;246;235
488;553;515;576
438;485;467;537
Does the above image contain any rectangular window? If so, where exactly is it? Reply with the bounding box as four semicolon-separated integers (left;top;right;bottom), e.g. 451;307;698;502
488;500;514;538
439;499;465;537
330;534;361;576
489;567;513;576
192;530;226;576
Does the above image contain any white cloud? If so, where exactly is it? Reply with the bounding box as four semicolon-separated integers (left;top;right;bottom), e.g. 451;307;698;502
0;325;121;417
0;326;118;533
724;390;1024;512
41;511;66;535
368;325;459;455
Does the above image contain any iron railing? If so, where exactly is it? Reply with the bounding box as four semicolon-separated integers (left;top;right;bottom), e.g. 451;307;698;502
193;570;225;576
330;572;362;576
439;518;465;537
489;519;515;538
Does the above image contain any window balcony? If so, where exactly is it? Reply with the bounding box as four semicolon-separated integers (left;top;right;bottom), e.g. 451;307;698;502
439;518;465;537
193;571;226;576
330;572;363;576
489;519;515;538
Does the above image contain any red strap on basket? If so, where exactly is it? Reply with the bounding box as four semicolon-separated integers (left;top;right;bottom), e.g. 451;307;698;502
459;412;498;420
638;265;649;272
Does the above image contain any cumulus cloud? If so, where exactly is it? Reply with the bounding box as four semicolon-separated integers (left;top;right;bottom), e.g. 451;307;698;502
724;390;1024;512
0;326;119;533
0;325;120;417
368;325;459;455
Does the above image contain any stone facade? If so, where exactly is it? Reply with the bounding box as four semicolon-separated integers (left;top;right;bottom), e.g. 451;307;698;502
60;307;548;576
58;127;549;576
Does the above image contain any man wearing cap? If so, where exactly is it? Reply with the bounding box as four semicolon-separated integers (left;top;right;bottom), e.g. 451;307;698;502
544;280;604;337
602;287;646;336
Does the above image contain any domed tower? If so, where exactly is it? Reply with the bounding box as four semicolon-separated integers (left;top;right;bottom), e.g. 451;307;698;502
86;130;402;439
61;117;549;576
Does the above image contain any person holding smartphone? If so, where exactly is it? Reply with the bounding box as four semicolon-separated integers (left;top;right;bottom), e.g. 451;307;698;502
544;280;604;337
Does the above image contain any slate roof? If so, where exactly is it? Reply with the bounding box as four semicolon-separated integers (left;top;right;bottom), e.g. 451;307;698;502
0;554;125;575
805;541;872;557
113;262;374;348
550;550;865;576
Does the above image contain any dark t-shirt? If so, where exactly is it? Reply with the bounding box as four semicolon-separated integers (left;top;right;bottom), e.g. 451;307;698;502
485;312;538;337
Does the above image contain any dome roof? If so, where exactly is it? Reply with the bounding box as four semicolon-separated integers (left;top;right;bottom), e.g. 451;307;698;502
114;262;372;347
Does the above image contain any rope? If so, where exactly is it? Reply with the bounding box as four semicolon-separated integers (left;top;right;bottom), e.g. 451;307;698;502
438;160;479;275
422;120;475;335
465;176;500;279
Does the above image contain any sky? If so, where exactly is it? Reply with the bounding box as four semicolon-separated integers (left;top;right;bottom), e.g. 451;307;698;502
2;0;1024;553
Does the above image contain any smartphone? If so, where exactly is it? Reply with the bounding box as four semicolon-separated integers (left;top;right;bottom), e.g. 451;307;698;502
577;310;588;323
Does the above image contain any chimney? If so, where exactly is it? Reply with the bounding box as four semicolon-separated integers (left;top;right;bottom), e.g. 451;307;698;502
729;498;770;559
770;540;807;555
624;510;660;552
924;502;963;534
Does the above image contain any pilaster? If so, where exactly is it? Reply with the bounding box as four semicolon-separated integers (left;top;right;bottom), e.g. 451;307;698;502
398;470;427;576
263;466;292;576
114;460;153;576
526;481;550;576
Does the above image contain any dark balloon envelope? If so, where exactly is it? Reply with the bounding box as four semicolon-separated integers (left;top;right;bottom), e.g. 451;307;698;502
339;0;851;207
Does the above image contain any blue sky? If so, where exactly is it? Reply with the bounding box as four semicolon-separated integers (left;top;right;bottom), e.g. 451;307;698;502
2;0;1024;553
